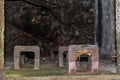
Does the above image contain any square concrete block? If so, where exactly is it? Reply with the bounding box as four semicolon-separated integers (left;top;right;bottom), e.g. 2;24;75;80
14;46;40;69
58;46;68;67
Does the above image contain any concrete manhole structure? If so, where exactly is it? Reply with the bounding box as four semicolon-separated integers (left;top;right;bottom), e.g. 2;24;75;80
14;46;40;69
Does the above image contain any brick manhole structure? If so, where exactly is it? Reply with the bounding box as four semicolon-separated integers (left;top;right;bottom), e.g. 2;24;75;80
67;45;99;74
14;46;40;69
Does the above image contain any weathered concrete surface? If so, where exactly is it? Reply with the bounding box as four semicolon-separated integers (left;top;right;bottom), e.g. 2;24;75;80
58;46;68;67
14;46;40;69
116;0;120;73
0;0;4;69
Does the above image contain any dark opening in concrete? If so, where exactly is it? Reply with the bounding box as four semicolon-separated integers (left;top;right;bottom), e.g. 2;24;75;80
20;51;35;69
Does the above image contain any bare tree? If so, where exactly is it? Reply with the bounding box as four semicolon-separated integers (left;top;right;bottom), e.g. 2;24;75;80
22;0;84;25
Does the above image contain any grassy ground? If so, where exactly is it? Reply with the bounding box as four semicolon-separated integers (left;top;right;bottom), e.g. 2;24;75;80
3;68;120;80
5;74;120;80
3;62;120;80
4;63;66;77
3;62;93;77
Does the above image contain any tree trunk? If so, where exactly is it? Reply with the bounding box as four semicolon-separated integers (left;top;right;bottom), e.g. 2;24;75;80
98;0;115;59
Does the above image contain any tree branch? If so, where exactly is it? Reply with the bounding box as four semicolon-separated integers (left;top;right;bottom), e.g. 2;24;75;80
6;0;74;25
23;0;65;9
